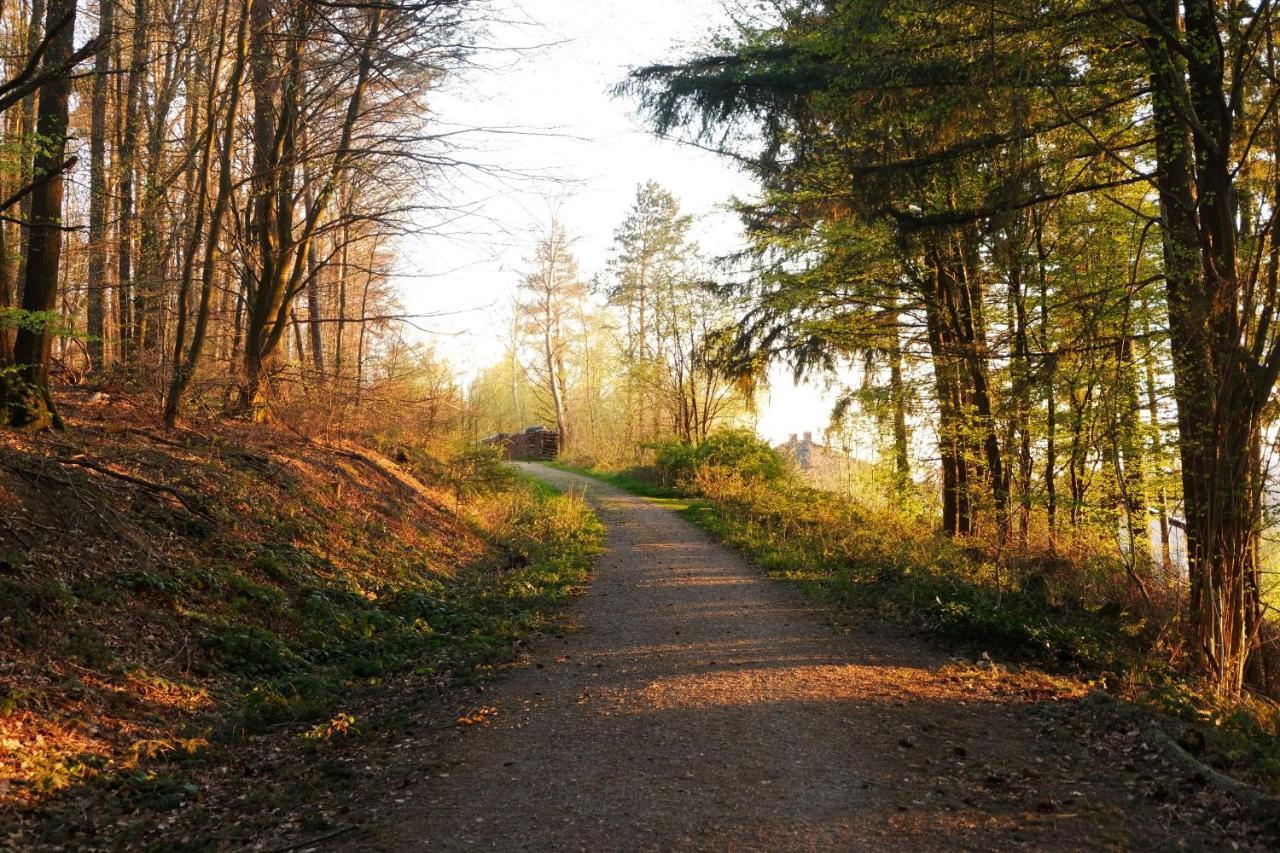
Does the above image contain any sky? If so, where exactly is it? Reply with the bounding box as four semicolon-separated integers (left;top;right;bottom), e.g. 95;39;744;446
395;0;840;445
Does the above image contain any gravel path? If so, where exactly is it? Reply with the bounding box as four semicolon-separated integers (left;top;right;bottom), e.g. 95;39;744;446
386;465;1251;851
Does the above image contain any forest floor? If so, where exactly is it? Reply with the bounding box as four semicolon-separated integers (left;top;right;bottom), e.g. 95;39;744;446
371;464;1280;851
0;390;601;851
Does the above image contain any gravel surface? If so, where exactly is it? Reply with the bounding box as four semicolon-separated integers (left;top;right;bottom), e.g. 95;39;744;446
383;465;1263;851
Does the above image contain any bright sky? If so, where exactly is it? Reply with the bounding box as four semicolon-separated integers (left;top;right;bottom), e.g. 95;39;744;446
396;0;838;445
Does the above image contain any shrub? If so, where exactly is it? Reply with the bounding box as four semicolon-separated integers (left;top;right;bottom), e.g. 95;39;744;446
650;429;788;490
443;445;517;511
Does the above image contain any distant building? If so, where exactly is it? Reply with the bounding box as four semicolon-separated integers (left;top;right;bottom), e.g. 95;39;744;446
777;431;852;484
778;431;821;471
776;431;880;497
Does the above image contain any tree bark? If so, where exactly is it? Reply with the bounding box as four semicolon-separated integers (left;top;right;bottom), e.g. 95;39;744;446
1145;0;1262;693
86;0;114;371
14;0;47;300
115;0;147;366
6;0;76;427
919;238;973;536
888;301;911;493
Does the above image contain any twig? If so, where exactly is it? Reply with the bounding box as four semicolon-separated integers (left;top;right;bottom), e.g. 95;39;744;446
56;454;210;518
262;823;357;852
124;427;191;450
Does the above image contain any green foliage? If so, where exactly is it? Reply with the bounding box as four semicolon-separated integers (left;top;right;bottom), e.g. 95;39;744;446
0;308;85;339
688;480;1134;667
0;575;75;634
109;771;200;813
443;445;518;508
650;428;788;489
546;460;678;498
1138;681;1280;792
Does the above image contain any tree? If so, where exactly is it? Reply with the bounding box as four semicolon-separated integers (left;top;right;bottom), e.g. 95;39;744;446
164;0;251;426
517;219;583;446
4;0;91;426
622;0;1280;694
0;0;490;436
85;0;114;370
605;182;741;447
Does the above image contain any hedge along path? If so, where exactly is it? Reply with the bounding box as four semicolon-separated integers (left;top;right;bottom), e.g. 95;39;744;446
382;465;1260;851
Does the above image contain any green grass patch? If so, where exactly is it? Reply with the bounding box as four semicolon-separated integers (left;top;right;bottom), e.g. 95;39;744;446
545;460;678;498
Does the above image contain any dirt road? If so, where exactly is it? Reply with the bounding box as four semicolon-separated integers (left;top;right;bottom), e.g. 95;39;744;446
385;465;1256;850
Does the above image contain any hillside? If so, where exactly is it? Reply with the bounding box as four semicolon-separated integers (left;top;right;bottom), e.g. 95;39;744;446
0;389;600;850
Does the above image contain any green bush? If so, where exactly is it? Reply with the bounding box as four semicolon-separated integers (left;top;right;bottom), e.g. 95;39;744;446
650;429;788;489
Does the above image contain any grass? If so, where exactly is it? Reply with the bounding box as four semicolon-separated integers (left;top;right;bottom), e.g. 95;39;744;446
198;482;603;734
545;460;679;498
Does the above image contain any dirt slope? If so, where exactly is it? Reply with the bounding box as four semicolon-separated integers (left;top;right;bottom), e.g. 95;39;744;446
0;390;557;849
380;464;1271;851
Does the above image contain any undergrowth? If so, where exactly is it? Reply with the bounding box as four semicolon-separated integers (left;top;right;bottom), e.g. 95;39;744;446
197;479;603;734
0;415;602;847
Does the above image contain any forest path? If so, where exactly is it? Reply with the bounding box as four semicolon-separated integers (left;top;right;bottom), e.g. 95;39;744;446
383;465;1236;851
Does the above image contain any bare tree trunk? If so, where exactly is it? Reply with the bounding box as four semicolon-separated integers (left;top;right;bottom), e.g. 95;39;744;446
116;0;146;366
544;312;568;442
241;3;380;417
888;301;910;493
301;164;326;379
165;0;248;425
136;27;179;359
5;0;76;427
86;0;114;371
1142;319;1173;575
919;238;974;536
14;0;47;298
1145;2;1262;693
334;208;350;385
0;151;13;364
355;247;376;403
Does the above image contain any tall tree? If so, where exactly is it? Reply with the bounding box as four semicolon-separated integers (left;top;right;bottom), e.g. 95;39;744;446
622;0;1280;693
86;0;115;370
6;0;81;425
517;219;582;445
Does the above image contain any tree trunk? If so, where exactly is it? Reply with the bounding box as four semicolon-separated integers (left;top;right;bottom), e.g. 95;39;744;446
888;302;911;493
240;3;379;417
544;314;568;444
14;0;47;300
165;0;248;425
6;0;76;427
1142;318;1173;575
116;0;147;367
86;0;114;371
1145;0;1262;693
1115;332;1151;580
0;191;13;365
136;38;178;359
919;239;973;536
951;228;1007;540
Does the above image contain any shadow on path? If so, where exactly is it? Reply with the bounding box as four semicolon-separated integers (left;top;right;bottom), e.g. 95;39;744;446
378;465;1249;851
